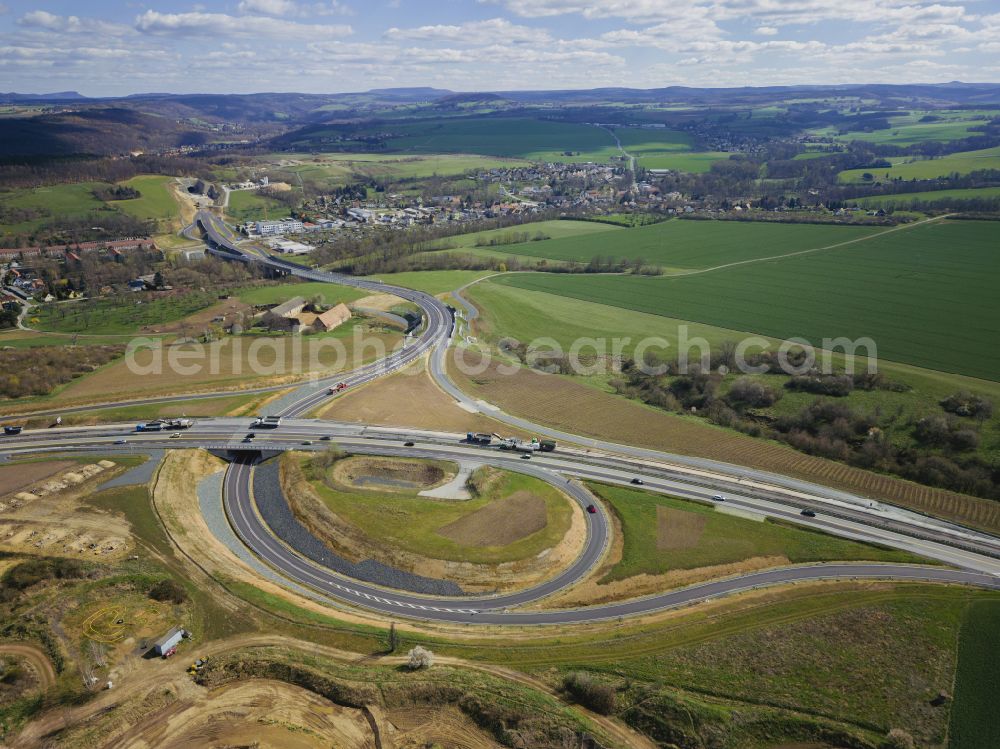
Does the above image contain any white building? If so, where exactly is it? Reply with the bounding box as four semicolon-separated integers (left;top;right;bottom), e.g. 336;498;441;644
255;219;304;236
265;238;314;255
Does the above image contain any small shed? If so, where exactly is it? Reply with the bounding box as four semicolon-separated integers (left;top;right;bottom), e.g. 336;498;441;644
152;627;187;656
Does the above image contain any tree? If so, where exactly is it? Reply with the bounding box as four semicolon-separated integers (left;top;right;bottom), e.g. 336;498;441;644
406;645;434;670
388;622;399;653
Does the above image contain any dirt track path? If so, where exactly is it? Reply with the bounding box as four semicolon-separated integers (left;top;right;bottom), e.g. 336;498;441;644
10;633;655;749
0;643;57;690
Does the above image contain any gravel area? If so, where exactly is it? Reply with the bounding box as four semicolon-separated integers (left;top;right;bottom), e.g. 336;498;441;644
253;459;464;596
200;466;332;605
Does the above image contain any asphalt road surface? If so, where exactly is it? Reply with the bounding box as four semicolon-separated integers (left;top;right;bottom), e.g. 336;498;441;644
3;211;999;624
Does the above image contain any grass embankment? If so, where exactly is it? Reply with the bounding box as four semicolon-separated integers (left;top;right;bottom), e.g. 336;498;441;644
597;592;976;748
591;483;925;583
307;456;573;565
114;175;182;229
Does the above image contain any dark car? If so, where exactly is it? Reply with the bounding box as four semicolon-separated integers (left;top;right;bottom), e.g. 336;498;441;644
586;504;597;514
404;441;415;447
800;509;817;517
630;478;644;485
320;435;333;441
247;432;256;439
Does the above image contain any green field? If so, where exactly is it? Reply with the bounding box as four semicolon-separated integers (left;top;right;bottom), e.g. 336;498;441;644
467;279;760;355
272;152;528;187
817;110;996;147
362;269;496;295
948;599;1000;748
0;181;108;236
424;219;621;253
373;116;621;162
227;189;293;223
308;460;574;565
838;145;1000;183
481;218;880;271
591;483;923;583
113;175;181;227
492;219;1000;380
857;186;1000;207
613;127;728;172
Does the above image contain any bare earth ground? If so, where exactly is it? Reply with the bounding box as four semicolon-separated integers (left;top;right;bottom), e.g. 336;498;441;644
108;679;377;749
439;490;547;547
0;459;133;560
282;455;587;593
10;634;653;749
352;292;407;311
317;358;532;438
0;460;75;496
0;643;57;692
448;350;1000;533
331;455;450;492
657;506;706;551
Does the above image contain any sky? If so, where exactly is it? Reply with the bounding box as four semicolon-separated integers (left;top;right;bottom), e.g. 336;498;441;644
1;0;999;96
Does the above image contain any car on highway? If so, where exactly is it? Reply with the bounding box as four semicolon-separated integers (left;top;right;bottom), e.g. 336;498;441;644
520;453;531;459
404;441;415;447
800;509;817;517
630;478;644;485
170;433;181;439
114;439;127;445
586;504;597;514
321;435;333;441
712;494;726;501
242;436;254;443
302;440;313;445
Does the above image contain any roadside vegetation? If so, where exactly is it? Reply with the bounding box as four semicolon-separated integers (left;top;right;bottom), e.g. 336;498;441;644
590;483;925;584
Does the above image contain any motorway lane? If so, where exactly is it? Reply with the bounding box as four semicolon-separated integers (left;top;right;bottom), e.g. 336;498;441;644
223;455;1000;625
225;457;612;610
6;420;1000;567
5;422;1000;623
4;212;999;623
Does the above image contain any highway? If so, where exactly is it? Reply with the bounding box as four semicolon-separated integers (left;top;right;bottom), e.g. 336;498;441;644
3;210;999;624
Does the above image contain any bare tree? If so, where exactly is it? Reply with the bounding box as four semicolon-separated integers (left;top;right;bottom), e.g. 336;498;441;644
406;646;434;670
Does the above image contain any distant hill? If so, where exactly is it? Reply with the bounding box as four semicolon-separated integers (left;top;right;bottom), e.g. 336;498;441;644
0;91;88;102
0;107;208;158
367;87;453;101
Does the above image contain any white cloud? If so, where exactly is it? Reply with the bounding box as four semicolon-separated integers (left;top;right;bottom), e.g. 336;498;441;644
386;18;550;44
134;10;352;39
755;26;778;35
18;10;130;36
238;0;298;16
487;0;974;27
